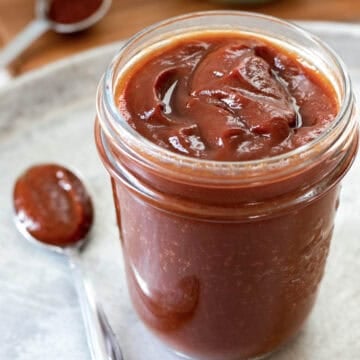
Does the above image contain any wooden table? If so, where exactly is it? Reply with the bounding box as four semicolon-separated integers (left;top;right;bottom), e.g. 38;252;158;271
0;0;359;76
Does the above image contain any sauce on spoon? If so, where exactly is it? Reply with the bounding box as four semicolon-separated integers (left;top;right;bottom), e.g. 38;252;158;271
48;0;104;25
14;164;93;247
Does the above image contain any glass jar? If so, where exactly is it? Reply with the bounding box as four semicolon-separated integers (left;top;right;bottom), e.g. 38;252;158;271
95;11;358;360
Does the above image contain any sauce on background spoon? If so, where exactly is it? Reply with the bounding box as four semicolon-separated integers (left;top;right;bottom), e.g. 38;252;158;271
48;0;104;25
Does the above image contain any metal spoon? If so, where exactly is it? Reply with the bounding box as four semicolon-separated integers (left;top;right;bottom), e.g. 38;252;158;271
0;0;112;68
14;164;123;360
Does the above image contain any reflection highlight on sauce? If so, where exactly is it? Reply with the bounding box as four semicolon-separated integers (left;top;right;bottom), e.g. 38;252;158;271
130;264;200;332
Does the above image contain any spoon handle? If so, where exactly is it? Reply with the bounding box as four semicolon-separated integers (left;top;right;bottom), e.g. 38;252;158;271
66;249;123;360
0;19;49;68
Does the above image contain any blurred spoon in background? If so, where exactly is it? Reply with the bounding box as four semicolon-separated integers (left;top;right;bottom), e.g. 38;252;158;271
0;0;112;69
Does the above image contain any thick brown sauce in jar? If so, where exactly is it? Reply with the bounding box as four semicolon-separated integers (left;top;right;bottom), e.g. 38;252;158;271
116;32;338;161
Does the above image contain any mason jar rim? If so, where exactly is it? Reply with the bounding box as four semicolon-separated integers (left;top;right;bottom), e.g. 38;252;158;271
98;10;353;183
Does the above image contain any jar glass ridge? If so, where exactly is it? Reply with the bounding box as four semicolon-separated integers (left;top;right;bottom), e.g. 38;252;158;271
95;11;358;360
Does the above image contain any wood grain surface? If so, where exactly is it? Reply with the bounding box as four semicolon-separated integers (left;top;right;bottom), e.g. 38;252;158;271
0;0;359;75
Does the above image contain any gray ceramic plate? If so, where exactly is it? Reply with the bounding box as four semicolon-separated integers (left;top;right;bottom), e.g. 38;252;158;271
0;21;359;360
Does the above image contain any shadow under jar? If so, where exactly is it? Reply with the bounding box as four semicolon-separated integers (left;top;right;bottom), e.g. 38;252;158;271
95;11;358;360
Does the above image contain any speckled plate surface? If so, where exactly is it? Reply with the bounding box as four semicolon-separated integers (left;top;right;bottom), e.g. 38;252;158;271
1;22;360;360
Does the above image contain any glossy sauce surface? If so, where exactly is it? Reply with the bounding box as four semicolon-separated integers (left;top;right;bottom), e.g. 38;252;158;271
117;32;338;161
14;164;93;247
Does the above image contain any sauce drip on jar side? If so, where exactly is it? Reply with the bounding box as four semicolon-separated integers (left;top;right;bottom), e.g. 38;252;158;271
48;0;103;24
14;164;93;247
117;32;338;161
